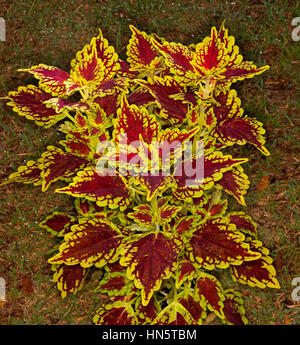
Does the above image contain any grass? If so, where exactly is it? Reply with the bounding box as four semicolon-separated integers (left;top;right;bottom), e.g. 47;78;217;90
0;0;299;324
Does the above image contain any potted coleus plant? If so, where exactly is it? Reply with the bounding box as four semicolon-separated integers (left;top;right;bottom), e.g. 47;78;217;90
1;23;279;325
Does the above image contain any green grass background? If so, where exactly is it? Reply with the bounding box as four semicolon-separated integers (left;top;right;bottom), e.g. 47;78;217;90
0;0;299;324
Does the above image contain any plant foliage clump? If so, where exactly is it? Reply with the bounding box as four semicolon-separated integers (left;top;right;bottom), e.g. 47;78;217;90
2;23;279;325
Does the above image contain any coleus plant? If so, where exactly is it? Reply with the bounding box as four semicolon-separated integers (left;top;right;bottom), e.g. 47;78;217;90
1;23;280;325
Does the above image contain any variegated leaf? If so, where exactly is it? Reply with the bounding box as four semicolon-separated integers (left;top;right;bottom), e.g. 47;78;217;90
211;89;269;155
39;212;76;236
94;270;135;297
230;238;280;289
136;174;176;201
59;138;92;158
173;150;248;201
69;29;119;93
127;204;153;226
56;167;131;211
52;264;88;298
228;211;258;238
8;160;42;186
18;64;76;97
38;146;88;191
194;271;225;318
44;98;89;113
5;85;66;127
135;296;161;324
174;260;196;289
222;289;248;325
178;290;207;324
48;218;123;268
220;61;269;84
152;39;196;85
215;165;250;206
127;25;162;73
192;27;230;79
127;89;155;106
187;217;261;270
93;92;120;117
120;232;182;306
74;198;104;217
138;77;189;123
159;201;182;225
114;95;159;146
153;299;196;325
218;117;270;155
93;301;138;325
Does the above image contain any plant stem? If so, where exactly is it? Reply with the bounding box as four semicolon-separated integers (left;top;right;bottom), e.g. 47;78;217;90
194;78;213;145
65;112;76;123
150;195;160;233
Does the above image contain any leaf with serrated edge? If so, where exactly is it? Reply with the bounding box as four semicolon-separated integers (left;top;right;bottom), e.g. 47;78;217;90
222;289;248;325
194;271;225;318
230;238;280;289
120;232;182;306
48;218;123;268
56;167;131;211
187;217;261;270
52;264;88;298
93;301;138;325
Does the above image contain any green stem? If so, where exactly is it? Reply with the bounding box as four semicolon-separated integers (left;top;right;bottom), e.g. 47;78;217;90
130;186;147;196
65;112;76;123
150;194;158;214
150;195;160;233
194;78;213;144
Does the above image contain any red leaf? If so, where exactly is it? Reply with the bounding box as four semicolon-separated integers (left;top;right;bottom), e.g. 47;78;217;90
48;218;123;268
187;217;260;270
128;205;153;226
230;239;280;289
136;296;160;324
194;272;225;318
39;146;88;191
153;40;195;83
9;160;42;186
174;260;196;288
114;95;159;146
117;59;139;79
222;289;248;325
69;29;119;93
44;98;89;113
229;212;257;238
127;25;161;71
216;165;250;206
94;93;120;116
39;212;76;236
222;61;269;82
138;77;189;123
193;27;229;76
52;264;88;298
19;64;76;96
56;168;131;211
174;150;248;201
6;85;66;127
60;139;91;158
127;89;155;107
137;174;175;201
178;291;206;324
120;232;182;305
94;302;138;325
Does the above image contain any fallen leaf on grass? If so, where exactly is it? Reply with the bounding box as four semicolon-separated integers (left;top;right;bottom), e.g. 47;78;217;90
257;175;269;192
21;275;34;296
75;315;87;324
